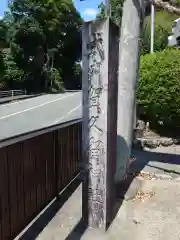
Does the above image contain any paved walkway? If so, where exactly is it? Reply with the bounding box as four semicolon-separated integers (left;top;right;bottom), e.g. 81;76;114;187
32;179;180;240
18;147;180;240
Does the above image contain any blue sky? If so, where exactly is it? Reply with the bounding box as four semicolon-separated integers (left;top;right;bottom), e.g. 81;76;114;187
0;0;103;21
74;0;102;21
0;0;8;19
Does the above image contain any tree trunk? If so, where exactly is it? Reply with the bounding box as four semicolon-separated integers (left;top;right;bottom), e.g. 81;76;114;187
115;0;144;183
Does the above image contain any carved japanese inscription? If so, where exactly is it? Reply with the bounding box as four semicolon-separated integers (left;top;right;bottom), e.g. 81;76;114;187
82;18;119;230
87;28;105;227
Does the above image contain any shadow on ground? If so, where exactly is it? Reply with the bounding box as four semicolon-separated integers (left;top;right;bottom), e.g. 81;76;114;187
130;148;180;176
115;141;180;212
18;177;82;240
114;136;180;236
19;137;180;239
65;218;87;240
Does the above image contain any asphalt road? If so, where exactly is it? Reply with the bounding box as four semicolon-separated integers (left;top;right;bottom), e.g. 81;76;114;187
0;92;82;141
0;95;26;104
0;94;38;104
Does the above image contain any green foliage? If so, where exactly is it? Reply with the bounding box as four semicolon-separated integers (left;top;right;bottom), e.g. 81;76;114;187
72;62;82;89
47;68;64;92
138;49;180;129
0;51;5;87
0;20;7;42
97;0;151;25
0;0;82;91
10;16;45;70
141;11;178;54
1;48;24;89
10;0;82;89
97;0;123;25
97;1;177;54
97;3;105;19
110;0;123;25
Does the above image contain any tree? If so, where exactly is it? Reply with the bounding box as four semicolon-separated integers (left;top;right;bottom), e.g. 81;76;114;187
97;0;123;25
2;48;24;89
0;20;8;87
10;16;45;70
141;10;178;54
0;20;8;44
1;0;82;91
98;0;177;54
10;0;82;89
97;0;151;24
150;0;180;14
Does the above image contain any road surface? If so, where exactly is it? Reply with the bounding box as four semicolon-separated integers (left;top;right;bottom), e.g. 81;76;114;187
0;94;37;104
0;92;81;141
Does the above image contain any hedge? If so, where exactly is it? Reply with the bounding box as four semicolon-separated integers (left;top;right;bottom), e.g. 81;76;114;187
137;49;180;129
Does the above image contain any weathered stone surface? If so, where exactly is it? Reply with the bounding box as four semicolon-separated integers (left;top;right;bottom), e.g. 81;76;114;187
116;177;143;201
175;177;180;182
134;120;145;138
137;120;145;130
132;139;143;150
161;138;174;147
172;138;180;145
82;18;119;230
33;178;180;240
124;178;143;201
134;128;144;138
173;139;179;145
153;173;172;180
143;139;159;149
133;137;177;150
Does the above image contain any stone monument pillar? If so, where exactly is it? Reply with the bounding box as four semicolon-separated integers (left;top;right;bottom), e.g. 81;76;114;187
82;18;119;230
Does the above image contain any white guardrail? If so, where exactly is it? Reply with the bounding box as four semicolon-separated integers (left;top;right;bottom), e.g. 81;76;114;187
0;90;27;98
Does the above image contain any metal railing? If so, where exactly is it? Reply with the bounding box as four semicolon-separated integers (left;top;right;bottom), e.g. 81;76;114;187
0;89;27;98
0;119;82;239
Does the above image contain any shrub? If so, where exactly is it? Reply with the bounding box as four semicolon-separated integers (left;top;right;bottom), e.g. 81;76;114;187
137;49;180;129
2;48;24;89
72;62;82;89
47;68;64;92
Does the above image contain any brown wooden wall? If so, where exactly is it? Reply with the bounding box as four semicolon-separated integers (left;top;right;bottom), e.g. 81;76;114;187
0;122;82;240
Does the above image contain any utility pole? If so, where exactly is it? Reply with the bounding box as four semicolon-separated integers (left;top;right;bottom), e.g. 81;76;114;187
150;4;155;53
115;0;144;183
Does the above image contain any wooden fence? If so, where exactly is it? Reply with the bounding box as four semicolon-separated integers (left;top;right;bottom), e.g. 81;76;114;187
0;119;82;240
